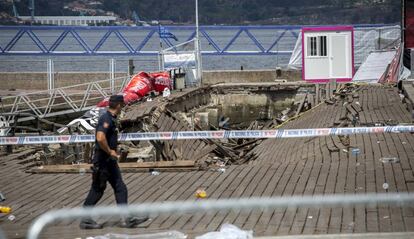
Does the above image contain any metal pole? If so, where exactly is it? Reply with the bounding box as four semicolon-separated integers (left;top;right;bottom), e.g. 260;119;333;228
158;51;162;71
29;0;35;24
158;33;164;71
47;59;54;93
276;43;279;67
128;59;134;76
47;59;50;91
378;28;382;50
162;53;165;70
195;0;202;85
411;48;414;78
52;59;54;91
402;0;405;44
161;45;165;71
109;58;115;94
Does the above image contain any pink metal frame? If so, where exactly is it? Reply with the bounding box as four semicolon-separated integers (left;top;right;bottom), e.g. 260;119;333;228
301;26;355;83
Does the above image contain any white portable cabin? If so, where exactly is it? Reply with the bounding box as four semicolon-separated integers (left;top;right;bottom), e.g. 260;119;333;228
302;26;354;82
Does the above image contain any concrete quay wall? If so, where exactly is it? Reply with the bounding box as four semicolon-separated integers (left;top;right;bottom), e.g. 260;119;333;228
0;69;301;91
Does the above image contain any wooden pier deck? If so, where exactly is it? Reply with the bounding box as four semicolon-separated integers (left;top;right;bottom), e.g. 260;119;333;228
0;84;414;238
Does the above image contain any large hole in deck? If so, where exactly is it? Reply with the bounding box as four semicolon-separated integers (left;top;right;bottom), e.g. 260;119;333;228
184;89;300;129
30;83;316;173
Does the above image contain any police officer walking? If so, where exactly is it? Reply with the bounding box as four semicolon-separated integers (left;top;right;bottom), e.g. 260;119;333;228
80;95;148;229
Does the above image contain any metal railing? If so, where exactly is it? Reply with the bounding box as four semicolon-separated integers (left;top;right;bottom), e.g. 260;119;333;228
0;24;393;56
0;75;130;123
27;193;414;239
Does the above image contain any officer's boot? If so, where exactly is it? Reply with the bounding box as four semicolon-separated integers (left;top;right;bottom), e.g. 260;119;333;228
80;218;103;229
118;216;149;228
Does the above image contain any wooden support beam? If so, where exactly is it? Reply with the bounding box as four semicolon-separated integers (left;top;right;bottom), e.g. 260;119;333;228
295;93;308;117
315;84;320;103
325;83;330;100
27;160;197;174
330;79;337;98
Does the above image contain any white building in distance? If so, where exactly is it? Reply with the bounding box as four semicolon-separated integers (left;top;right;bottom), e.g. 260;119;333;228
18;16;117;26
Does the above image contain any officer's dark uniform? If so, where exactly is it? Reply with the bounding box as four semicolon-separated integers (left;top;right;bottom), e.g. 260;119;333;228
83;110;128;206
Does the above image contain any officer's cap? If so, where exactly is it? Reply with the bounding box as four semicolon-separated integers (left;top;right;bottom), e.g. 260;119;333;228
109;95;124;104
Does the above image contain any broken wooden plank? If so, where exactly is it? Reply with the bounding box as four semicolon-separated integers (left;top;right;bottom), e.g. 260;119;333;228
339;107;348;120
28;160;195;172
192;144;217;161
346;103;358;117
326;136;339;152
351;102;363;112
27;166;198;174
0;148;38;162
122;160;197;168
173;148;183;161
332;135;347;150
307;94;314;107
295;93;308;117
17;155;38;165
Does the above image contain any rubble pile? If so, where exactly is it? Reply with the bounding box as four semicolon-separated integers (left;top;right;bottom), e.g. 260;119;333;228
22;82;317;172
119;83;314;169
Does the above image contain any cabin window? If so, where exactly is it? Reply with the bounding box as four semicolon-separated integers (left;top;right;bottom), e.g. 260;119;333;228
307;35;327;57
319;36;327;56
308;36;317;56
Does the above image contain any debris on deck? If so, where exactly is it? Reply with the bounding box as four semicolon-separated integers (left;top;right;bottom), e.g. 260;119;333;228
22;82;317;173
1;83;414;238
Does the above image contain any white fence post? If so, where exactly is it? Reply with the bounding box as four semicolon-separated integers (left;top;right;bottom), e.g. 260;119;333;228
158;51;162;71
109;58;115;94
47;59;54;93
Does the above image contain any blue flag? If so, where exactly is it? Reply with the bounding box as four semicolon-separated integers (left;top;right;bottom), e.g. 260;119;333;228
158;25;178;41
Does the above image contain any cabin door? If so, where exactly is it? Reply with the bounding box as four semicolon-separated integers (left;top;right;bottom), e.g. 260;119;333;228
329;34;349;78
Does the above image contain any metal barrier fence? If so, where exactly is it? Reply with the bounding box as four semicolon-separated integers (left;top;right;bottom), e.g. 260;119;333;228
0;24;393;56
0;25;299;56
0;24;398;72
0;75;130;123
27;193;414;239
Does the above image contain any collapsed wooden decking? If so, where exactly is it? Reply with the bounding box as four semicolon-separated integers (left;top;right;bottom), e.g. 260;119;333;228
0;84;414;238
